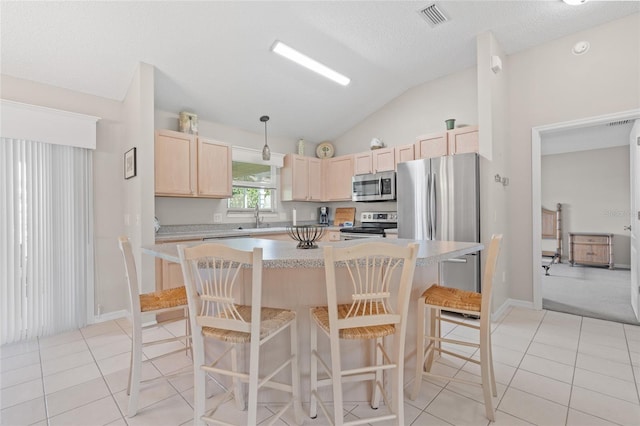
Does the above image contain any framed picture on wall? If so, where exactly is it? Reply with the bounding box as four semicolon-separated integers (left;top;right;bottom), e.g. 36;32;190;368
124;147;137;179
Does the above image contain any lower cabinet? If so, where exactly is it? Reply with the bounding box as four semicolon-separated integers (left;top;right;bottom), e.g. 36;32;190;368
155;239;202;291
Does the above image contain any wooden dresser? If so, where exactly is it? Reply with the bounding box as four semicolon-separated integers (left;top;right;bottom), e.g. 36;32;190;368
568;232;614;269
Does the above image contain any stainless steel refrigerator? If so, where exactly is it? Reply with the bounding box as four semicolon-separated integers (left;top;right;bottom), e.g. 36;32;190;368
397;153;480;292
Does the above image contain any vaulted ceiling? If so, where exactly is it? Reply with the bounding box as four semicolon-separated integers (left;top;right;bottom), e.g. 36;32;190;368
2;1;638;143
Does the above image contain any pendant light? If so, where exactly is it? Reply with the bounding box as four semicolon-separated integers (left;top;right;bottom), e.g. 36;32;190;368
260;115;271;161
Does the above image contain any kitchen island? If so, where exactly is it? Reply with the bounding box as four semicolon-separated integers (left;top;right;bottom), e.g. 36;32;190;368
142;237;483;403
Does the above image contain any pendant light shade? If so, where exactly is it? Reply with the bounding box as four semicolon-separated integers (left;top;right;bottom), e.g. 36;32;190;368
260;115;271;161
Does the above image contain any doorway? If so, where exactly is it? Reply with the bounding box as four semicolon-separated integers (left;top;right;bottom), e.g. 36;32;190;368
531;109;640;324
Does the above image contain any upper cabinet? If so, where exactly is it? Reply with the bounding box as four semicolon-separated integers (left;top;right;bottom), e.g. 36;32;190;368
155;129;231;198
323;155;354;201
415;126;479;159
354;147;395;175
281;154;322;201
394;144;415;169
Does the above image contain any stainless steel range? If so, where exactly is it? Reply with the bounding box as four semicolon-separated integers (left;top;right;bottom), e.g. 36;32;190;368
339;211;398;240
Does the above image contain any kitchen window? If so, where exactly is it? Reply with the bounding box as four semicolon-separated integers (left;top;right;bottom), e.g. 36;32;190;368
227;161;277;212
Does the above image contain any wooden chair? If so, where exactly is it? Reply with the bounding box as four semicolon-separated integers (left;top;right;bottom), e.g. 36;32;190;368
178;243;303;426
309;242;419;426
117;236;191;418
411;234;502;421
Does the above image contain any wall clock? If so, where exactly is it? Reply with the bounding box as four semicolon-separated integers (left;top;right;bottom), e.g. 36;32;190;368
316;141;335;159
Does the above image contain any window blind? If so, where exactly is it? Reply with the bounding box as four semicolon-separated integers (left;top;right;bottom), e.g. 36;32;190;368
1;138;94;344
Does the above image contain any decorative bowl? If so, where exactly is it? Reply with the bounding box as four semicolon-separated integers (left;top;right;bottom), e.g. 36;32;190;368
286;225;326;249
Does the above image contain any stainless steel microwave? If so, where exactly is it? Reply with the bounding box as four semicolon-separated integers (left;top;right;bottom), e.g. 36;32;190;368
352;171;396;202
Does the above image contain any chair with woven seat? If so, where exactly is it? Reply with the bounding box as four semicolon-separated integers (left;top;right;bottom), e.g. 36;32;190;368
309;242;419;426
178;243;303;426
118;236;191;418
411;234;502;421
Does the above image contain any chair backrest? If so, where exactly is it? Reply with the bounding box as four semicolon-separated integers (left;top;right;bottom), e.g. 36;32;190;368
178;243;262;336
118;236;142;325
323;242;419;339
480;234;503;320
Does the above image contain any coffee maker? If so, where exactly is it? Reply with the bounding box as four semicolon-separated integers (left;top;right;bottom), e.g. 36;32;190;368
319;206;330;226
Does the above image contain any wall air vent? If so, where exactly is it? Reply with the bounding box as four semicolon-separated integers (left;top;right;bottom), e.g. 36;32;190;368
419;4;449;27
607;119;633;126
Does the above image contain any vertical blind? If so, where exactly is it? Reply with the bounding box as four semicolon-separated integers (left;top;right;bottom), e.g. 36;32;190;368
1;138;93;345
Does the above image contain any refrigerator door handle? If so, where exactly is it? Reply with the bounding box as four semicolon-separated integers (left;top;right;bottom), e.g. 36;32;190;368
430;172;436;240
442;258;468;263
426;172;432;240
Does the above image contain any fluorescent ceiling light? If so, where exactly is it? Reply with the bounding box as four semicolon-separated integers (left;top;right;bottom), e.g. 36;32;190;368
271;41;351;86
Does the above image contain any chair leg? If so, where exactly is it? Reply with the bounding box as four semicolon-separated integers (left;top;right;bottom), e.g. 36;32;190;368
247;331;260;426
393;331;405;426
230;345;245;411
309;317;318;419
425;307;437;372
411;298;426;400
193;335;207;426
329;331;344;426
371;337;383;409
479;322;495;422
127;324;142;418
289;320;304;425
488;329;497;397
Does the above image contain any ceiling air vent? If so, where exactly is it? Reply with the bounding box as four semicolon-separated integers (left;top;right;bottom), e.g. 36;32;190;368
419;3;449;27
607;120;633;126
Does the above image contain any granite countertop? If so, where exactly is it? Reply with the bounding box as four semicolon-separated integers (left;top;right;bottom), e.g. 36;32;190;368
143;237;482;269
155;224;343;242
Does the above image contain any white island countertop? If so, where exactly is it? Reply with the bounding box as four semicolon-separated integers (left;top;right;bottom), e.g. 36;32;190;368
143;237;482;268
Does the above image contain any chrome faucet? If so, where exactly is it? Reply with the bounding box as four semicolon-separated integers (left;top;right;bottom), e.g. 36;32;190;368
254;204;261;228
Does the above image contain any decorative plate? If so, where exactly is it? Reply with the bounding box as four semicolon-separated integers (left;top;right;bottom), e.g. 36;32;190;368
316;141;335;159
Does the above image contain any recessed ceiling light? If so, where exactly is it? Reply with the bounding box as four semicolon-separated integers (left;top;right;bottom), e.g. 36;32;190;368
572;41;590;55
563;0;588;5
271;41;351;87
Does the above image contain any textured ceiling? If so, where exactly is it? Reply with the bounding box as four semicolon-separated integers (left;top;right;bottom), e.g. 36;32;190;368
1;1;639;143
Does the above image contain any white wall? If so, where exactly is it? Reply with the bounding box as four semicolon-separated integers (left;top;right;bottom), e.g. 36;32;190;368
508;13;640;302
542;146;631;266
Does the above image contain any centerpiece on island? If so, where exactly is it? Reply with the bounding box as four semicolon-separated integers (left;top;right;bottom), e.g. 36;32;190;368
286;225;326;249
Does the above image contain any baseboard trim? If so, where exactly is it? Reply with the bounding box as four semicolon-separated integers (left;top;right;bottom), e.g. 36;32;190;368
91;309;128;324
492;298;536;322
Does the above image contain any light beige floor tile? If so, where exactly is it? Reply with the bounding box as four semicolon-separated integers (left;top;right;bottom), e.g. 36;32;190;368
581;317;626;338
570;385;640;426
0;362;42;389
573;367;640;404
498;387;567;426
631;350;639;367
461;359;517;385
424;388;489;426
41;349;94;376
262;403;306;426
578;340;632;364
96;352;131;377
493;322;537;340
104;417;128;426
527;341;577;366
299;402;359;425
533;329;580;351
628;338;640;353
168;370;196;393
404;377;444;410
446;369;506;405
0;396;46;425
580;330;629;350
0;378;44;409
410;410;456;426
624;324;640;341
43;362;102;395
576;352;635;382
48;395;121;426
126;393;224;426
348;401;422;426
509;369;571;406
490;330;533;353
0;351;40;373
45;376;111;417
566;408;622;426
113;380;179;414
80;320;123;339
634;366;640;385
150;351;193;376
38;330;84;349
474;345;524;368
39;339;89;361
143;340;188;361
85;330;130;351
491;410;535;425
89;338;131;361
103;361;162;394
542;310;582;327
0;340;39;359
518;353;575;384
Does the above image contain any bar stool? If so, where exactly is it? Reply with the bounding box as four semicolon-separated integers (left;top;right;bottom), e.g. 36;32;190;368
118;236;191;418
411;234;502;421
309;242;419;426
178;243;303;426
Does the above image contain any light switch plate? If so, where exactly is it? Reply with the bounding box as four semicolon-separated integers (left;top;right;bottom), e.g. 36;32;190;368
213;213;223;223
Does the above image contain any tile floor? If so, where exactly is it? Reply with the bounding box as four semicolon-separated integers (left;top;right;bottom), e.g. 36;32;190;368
1;307;639;426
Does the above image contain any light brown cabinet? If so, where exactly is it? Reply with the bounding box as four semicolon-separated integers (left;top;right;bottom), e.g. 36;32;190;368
281;154;322;201
394;144;415;169
154;129;232;198
155;238;202;291
354;148;395;175
415;126;479;159
354;152;373;175
569;232;614;269
323;155;354;201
